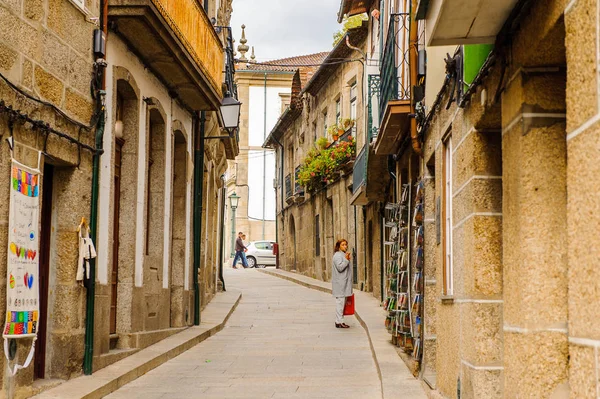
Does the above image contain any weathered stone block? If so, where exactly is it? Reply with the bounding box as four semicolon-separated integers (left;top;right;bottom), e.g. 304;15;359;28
54;229;79;284
41;30;70;78
21;57;33;89
65;88;94;124
48;331;85;379
93;294;110;355
50;284;85;330
47;0;93;55
34;66;64;106
24;0;44;21
460;302;503;365
471;216;502;297
568;344;597;399
567;121;600;339
0;40;18;73
565;0;598;131
460;365;502;399
436;303;460;398
504;331;568;398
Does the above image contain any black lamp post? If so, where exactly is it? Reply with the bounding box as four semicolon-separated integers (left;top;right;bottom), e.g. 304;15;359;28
229;191;240;256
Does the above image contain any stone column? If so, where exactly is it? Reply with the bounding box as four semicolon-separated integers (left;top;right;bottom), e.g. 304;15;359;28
565;0;600;397
456;129;503;399
501;69;568;397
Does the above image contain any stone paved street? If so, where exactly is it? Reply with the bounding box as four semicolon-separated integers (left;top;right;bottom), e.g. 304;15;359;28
105;269;382;398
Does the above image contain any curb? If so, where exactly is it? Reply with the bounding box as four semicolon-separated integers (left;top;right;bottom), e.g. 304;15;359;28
32;290;242;399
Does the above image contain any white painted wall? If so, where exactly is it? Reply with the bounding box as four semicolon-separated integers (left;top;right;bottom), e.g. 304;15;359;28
247;85;290;221
99;36;194;290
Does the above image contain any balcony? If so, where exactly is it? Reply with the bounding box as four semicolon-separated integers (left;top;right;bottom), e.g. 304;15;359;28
108;0;224;111
418;0;519;46
285;174;293;205
350;145;389;205
220;27;240;159
374;13;411;156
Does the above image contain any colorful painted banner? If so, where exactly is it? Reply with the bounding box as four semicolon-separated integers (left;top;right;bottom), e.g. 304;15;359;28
4;160;40;339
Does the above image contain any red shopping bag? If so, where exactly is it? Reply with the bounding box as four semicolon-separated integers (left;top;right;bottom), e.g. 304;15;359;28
343;294;355;316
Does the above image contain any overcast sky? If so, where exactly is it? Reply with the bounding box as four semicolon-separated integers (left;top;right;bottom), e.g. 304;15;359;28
230;0;342;61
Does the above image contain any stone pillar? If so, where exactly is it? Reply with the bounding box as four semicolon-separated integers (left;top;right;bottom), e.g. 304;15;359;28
565;0;600;397
454;128;503;398
501;69;568;397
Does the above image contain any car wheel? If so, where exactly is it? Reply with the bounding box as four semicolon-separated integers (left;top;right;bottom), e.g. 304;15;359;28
246;256;256;268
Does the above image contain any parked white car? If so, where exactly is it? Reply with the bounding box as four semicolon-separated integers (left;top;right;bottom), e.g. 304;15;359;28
243;241;276;268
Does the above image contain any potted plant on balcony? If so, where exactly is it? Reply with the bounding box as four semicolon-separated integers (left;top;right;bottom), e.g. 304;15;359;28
340;118;355;132
316;136;329;150
327;124;341;141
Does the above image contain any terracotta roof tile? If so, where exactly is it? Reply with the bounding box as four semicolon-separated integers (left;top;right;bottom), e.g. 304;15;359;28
235;52;329;72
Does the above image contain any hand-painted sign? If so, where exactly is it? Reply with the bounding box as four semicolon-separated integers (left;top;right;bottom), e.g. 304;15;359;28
4;160;40;339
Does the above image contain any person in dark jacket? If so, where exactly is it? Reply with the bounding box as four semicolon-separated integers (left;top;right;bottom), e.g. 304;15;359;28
232;231;248;269
332;238;352;328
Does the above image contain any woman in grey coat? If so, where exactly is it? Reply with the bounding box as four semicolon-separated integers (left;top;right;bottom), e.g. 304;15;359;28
332;239;353;328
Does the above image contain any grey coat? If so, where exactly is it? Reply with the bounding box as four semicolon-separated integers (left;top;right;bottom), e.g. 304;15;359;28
332;251;353;297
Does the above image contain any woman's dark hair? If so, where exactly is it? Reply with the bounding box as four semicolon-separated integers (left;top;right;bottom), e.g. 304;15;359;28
334;239;348;252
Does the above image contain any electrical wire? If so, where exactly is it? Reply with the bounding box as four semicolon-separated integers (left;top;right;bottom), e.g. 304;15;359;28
0;69;101;131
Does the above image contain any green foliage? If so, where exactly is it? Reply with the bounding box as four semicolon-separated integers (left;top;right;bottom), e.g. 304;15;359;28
316;137;330;150
297;136;357;192
332;13;369;46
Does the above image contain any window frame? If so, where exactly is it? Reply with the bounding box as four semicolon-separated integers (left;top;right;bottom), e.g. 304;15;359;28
350;82;357;122
335;98;341;125
442;135;453;296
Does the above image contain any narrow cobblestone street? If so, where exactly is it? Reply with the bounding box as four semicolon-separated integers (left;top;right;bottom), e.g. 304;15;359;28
106;270;381;398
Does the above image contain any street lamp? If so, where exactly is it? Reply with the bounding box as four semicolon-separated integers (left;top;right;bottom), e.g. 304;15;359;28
229;191;240;257
219;92;242;137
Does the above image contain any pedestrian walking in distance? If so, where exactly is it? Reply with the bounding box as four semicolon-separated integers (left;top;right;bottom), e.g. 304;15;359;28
232;232;249;269
332;238;352;328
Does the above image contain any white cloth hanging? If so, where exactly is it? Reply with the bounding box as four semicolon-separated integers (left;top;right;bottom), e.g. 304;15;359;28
77;226;97;282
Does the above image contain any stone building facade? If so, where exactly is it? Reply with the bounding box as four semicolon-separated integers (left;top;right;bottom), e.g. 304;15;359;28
341;0;600;396
264;24;384;295
223;38;305;260
0;0;237;396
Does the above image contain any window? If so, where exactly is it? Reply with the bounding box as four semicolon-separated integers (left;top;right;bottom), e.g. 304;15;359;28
255;242;268;250
323;112;328;137
335;98;341;125
315;215;320;256
350;82;357;123
442;135;453;296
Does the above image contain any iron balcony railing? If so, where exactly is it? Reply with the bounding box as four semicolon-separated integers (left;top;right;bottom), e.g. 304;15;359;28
353;145;367;193
285;174;293;199
294;166;304;195
379;13;410;120
368;74;380;142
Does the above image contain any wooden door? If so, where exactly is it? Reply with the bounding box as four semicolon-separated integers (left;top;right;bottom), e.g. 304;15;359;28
110;139;124;335
34;163;53;379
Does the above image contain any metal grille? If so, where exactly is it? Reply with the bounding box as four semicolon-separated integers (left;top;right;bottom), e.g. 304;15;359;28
379;13;410;120
368;75;381;142
294;166;304;195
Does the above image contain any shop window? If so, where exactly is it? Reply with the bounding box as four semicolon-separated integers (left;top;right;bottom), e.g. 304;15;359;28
442;135;453;296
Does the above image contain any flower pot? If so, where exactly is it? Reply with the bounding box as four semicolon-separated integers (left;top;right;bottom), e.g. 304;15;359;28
332;134;339;141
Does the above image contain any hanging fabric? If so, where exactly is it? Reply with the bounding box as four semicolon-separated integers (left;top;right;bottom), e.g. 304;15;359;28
77;220;96;283
3;154;42;375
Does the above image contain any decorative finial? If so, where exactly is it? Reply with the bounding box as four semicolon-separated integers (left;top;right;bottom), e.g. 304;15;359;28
232;39;237;57
237;24;249;61
250;46;256;61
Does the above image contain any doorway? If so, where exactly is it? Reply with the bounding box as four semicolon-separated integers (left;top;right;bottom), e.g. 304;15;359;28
34;163;53;379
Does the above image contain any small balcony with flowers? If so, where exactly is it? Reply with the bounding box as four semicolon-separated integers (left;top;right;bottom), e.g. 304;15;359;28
295;120;357;196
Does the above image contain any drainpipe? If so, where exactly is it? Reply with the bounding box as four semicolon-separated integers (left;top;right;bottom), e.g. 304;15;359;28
83;0;108;375
218;174;226;291
262;73;267;240
409;0;422;155
193;111;206;326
